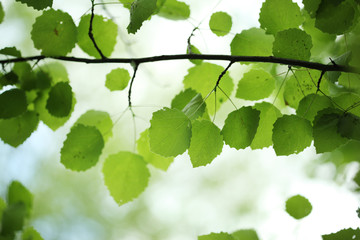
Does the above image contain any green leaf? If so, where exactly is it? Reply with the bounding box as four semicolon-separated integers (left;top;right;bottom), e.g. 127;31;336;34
137;129;173;170
119;0;133;9
198;232;234;240
187;44;203;65
41;62;69;84
333;93;360;117
259;0;303;34
272;115;312;155
296;94;334;122
46;82;73;117
0;71;19;88
183;63;234;115
60;124;104;171
157;0;190;20
77;14;117;58
0;47;21;57
75;110;113;142
0;203;27;237
105;68;131;91
0;88;27;119
273;28;313;61
236;68;275;100
188;120;223;167
315;0;357;35
209;11;232;37
0;198;5;223
31;9;77;55
13;62;37;90
222;107;260;150
149;107;191;157
0;111;39;147
127;0;157;34
182;93;206;121
327;52;352;83
171;88;197;110
230;28;274;57
303;0;321;17
323;228;360;240
103;151;150;205
35;70;52;90
22;227;44;240
338;113;360;141
231;229;259;240
285;194;312;219
7;181;33;217
15;0;52;10
313;108;348;153
0;2;4;24
251;102;282;149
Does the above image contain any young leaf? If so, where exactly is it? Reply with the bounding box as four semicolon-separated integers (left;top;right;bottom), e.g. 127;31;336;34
103;151;150;206
198;232;235;240
188;120;223;167
77;14;117;58
322;228;360;240
137;129;173;171
60;124;104;171
251;102;282;149
46;82;73;117
0;47;21;58
75;110;113;142
183;63;234;115
272;115;312;155
0;88;27;119
338;113;360;141
187;44;203;65
236;68;275;100
1;203;27;237
231;229;259;240
285;195;312;219
31;9;77;55
105;68;131;91
15;0;53;10
171;88;198;110
296;94;334;122
22;227;44;240
259;0;303;34
149;107;191;157
7;181;33;217
182;93;206;121
127;0;157;34
157;0;190;20
209;11;232;37
273;28;313;61
222;107;260;150
230;28;274;57
0;111;39;147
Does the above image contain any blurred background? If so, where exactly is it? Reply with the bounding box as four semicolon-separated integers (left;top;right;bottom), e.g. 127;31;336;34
1;0;360;239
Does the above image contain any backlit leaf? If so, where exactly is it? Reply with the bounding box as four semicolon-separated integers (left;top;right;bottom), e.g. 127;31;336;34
149;107;191;157
285;194;312;219
77;14;117;58
259;0;303;34
232;229;259;240
157;0;190;20
0;198;5;223
171;88;197;110
0;88;27;119
46;82;73;117
105;68;131;91
222;107;260;150
15;0;52;10
13;62;37;90
187;44;203;65
272;115;312;155
236;68;275;100
333;93;360;117
103;151;150;205
127;0;157;34
7;181;33;217
338;113;360;141
31;9;77;55
60;124;104;171
0;2;4;23
22;227;44;240
209;11;232;37
273;28;312;61
327;51;352;83
296;94;334;122
0;47;21;57
1;203;27;237
322;228;360;240
0;111;39;147
182;93;206;121
198;232;234;240
188;120;223;167
303;0;321;17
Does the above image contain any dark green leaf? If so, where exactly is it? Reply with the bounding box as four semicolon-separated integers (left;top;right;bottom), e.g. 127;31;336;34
0;47;21;57
322;228;360;240
13;62;37;90
303;0;321;17
285;194;312;219
157;0;190;20
198;232;234;240
231;229;259;240
296;94;334;122
338;113;360;141
105;68;131;91
7;181;32;217
46;82;73;117
182;93;206;121
333;93;360;117
1;203;27;237
103;151;150;205
0;2;4;24
35;70;52;90
15;0;52;10
127;0;157;34
61;124;104;171
327;51;352;83
222;107;260;150
0;88;27;119
0;71;19;87
209;11;232;37
22;227;44;240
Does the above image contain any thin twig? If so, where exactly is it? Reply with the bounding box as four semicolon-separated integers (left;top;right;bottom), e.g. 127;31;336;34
89;0;106;59
128;63;139;107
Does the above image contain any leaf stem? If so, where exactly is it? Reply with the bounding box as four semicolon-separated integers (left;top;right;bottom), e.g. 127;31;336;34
89;0;106;59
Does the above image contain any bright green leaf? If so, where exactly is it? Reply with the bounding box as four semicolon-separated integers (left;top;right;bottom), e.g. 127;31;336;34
0;198;5;223
22;227;44;240
127;0;157;34
1;203;27;237
232;229;259;240
77;14;117;58
105;68;131;91
0;111;39;147
296;94;334;122
236;68;275;100
137;129;174;171
338;113;360;141
259;0;303;34
209;11;232;37
46;82;73;117
188;120;223;167
251;102;282;149
285;194;312;219
182;93;206;121
230;28;274;57
171;88;197;110
149;107;191;157
333;93;360;117
31;9;77;55
157;0;190;20
272;115;312;155
103;151;150;205
322;228;360;240
273;28;313;61
222;107;260;150
75;110;113;142
15;0;52;10
0;2;4;24
198;232;235;240
0;47;21;57
187;44;203;65
119;0;133;9
7;181;33;217
60;124;104;171
183;63;234;115
0;88;27;119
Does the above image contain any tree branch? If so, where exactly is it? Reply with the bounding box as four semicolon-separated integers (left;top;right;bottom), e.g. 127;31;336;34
89;0;106;59
0;54;359;74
